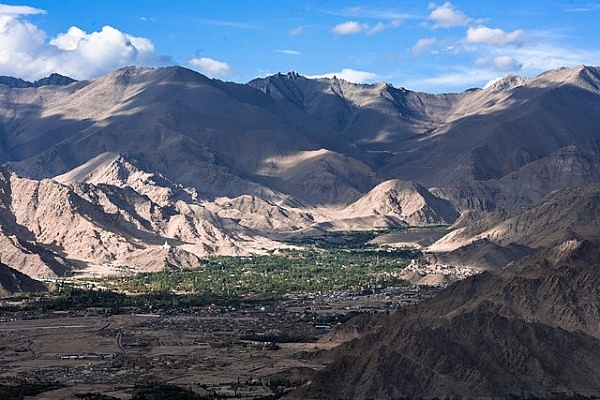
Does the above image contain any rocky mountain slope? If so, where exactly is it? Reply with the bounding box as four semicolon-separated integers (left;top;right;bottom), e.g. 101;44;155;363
291;240;600;398
251;66;600;190
1;64;600;278
430;184;600;252
4;65;600;208
0;262;46;296
291;187;600;396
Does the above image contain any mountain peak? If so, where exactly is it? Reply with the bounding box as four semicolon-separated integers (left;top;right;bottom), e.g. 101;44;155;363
484;74;527;92
33;73;77;87
532;64;600;91
0;73;77;88
286;71;301;79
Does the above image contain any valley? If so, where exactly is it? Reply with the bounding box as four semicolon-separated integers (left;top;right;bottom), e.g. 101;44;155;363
0;253;444;399
1;64;600;398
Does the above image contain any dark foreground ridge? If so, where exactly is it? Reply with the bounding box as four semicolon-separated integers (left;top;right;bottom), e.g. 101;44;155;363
290;240;600;398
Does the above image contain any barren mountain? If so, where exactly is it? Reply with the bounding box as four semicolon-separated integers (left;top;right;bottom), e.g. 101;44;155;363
4;65;600;208
345;179;458;226
0;160;460;277
1;61;600;399
0;166;235;277
1;65;600;277
430;184;600;252
379;65;600;188
432;143;600;213
249;71;463;146
291;240;600;399
252;66;600;192
0;73;75;89
1;66;370;205
424;238;534;269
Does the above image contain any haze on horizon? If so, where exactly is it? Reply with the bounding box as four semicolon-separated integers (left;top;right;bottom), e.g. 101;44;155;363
1;0;600;93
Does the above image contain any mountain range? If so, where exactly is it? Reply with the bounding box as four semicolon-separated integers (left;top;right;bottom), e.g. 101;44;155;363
2;64;600;396
0;64;599;280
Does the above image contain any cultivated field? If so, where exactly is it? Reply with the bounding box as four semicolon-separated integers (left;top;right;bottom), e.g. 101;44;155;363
0;284;441;399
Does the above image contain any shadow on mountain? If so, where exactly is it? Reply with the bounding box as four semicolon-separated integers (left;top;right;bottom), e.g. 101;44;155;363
0;262;47;296
290;240;600;399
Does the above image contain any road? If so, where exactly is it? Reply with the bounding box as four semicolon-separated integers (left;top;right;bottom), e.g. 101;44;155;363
116;327;127;355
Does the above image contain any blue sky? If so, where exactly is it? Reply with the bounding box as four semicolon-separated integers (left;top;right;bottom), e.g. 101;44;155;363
1;1;600;93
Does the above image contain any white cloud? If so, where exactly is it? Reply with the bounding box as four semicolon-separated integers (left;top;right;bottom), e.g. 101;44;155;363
50;26;86;51
331;6;413;21
188;57;232;77
332;21;368;35
564;4;600;12
405;38;600;92
199;19;258;29
275;49;301;55
0;13;46;55
332;20;401;35
475;56;522;72
508;43;600;72
49;25;156;77
405;67;498;91
369;22;386;34
412;37;438;54
308;68;379;83
0;4;45;15
0;10;161;81
427;2;468;28
466;26;523;44
492;56;522;71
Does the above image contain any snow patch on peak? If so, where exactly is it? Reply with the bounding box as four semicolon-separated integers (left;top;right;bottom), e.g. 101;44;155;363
484;74;527;92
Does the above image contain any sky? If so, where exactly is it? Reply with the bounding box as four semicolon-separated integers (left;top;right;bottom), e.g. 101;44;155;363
1;1;600;93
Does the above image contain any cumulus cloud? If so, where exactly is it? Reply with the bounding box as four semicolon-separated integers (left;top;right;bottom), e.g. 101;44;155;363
308;68;379;83
188;57;233;77
50;25;156;70
0;6;162;80
466;26;523;44
332;20;401;35
427;2;469;28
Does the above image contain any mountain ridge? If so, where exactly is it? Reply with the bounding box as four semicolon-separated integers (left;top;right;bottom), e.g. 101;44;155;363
1;64;600;279
2;65;600;396
0;73;76;88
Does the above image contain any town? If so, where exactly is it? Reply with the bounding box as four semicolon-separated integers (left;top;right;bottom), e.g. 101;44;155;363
0;273;453;399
